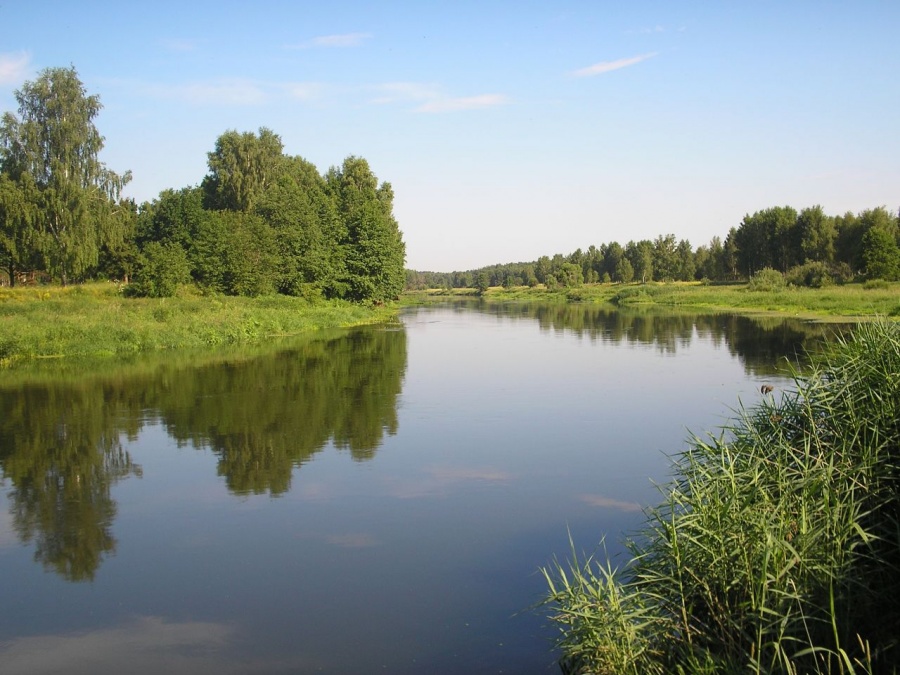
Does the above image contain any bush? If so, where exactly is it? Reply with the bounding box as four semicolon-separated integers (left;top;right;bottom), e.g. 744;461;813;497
863;278;890;290
543;320;900;673
785;261;834;288
127;242;191;298
747;267;785;291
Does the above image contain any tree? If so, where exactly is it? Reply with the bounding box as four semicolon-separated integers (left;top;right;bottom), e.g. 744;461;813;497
475;270;490;294
255;155;339;296
202;127;284;212
615;256;634;283
556;262;583;288
327;156;406;302
797;205;835;263
0;172;38;285
652;234;679;281
626;240;654;283
128;241;191;298
861;225;900;281
675;239;696;281
0;66;130;284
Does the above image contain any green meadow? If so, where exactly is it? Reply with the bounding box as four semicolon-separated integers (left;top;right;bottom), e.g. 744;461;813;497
0;282;395;367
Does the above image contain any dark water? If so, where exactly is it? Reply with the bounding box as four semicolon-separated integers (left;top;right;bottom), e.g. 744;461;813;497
0;303;847;674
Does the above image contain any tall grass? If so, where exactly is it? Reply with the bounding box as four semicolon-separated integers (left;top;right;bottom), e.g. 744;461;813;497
0;282;396;367
543;319;900;674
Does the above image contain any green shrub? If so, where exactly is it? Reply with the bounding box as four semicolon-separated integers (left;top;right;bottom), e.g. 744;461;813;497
747;267;785;291
786;261;834;288
864;278;890;290
128;242;191;298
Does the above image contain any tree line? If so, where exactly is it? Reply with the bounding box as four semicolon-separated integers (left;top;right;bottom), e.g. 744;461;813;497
0;66;406;302
407;204;900;291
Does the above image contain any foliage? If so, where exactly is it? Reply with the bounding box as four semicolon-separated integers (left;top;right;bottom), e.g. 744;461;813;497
0;66;131;284
0;171;39;285
861;225;900;281
543;319;900;674
785;260;834;288
747;267;785;291
326;156;406;302
202;127;284;212
127;241;191;298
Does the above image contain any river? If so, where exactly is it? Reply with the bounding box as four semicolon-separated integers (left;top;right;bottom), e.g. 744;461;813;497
0;302;847;674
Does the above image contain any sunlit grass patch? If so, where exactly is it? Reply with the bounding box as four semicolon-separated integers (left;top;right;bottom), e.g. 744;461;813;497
0;282;396;367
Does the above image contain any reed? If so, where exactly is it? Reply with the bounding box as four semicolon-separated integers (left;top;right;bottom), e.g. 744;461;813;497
543;319;900;674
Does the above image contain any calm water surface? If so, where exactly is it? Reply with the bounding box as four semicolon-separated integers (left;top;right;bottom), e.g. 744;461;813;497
0;303;845;674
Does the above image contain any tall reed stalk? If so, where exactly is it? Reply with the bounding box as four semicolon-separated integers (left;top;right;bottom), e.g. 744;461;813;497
543;319;900;674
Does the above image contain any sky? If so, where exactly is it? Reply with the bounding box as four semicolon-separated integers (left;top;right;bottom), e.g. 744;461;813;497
1;1;898;272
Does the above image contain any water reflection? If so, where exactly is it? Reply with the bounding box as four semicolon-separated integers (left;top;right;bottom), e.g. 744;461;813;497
0;326;407;581
0;306;846;586
427;300;849;375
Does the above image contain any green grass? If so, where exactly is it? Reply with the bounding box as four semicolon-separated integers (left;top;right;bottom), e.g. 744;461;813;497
404;281;900;320
542;319;900;674
0;282;397;367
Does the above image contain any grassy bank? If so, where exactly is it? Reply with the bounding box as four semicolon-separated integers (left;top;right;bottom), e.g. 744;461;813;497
542;319;900;674
0;283;397;367
404;281;900;320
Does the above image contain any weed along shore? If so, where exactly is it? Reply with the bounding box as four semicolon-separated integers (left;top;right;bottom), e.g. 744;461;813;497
0;283;398;367
541;319;900;674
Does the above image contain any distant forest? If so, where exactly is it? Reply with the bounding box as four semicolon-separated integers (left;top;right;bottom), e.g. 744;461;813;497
1;66;406;302
407;204;900;291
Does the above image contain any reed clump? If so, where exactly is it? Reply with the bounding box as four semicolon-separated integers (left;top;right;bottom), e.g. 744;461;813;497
543;319;900;674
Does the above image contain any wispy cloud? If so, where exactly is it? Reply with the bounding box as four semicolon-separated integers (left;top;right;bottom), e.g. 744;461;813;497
159;79;269;105
0;51;31;85
286;32;372;49
133;78;324;106
369;81;441;105
416;93;510;113
159;38;200;53
570;52;657;78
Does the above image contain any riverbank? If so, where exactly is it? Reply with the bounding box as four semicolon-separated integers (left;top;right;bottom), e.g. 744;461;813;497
403;280;900;321
542;319;900;673
0;283;397;367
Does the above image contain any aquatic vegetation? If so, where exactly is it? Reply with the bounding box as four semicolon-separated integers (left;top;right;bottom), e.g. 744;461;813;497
543;319;900;674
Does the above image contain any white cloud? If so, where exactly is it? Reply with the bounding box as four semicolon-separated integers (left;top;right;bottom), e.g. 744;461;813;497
416;93;510;113
166;79;269;105
570;52;658;78
281;82;326;101
0;51;31;85
132;79;324;106
369;81;441;105
285;32;372;49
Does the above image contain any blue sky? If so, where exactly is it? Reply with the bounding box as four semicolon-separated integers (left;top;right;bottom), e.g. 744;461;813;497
2;1;898;272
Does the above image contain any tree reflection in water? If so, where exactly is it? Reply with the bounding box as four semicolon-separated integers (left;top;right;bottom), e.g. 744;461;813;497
0;325;407;580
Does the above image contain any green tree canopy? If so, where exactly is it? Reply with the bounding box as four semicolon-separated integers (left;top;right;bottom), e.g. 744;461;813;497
202;127;285;212
0;66;130;284
326;156;406;302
